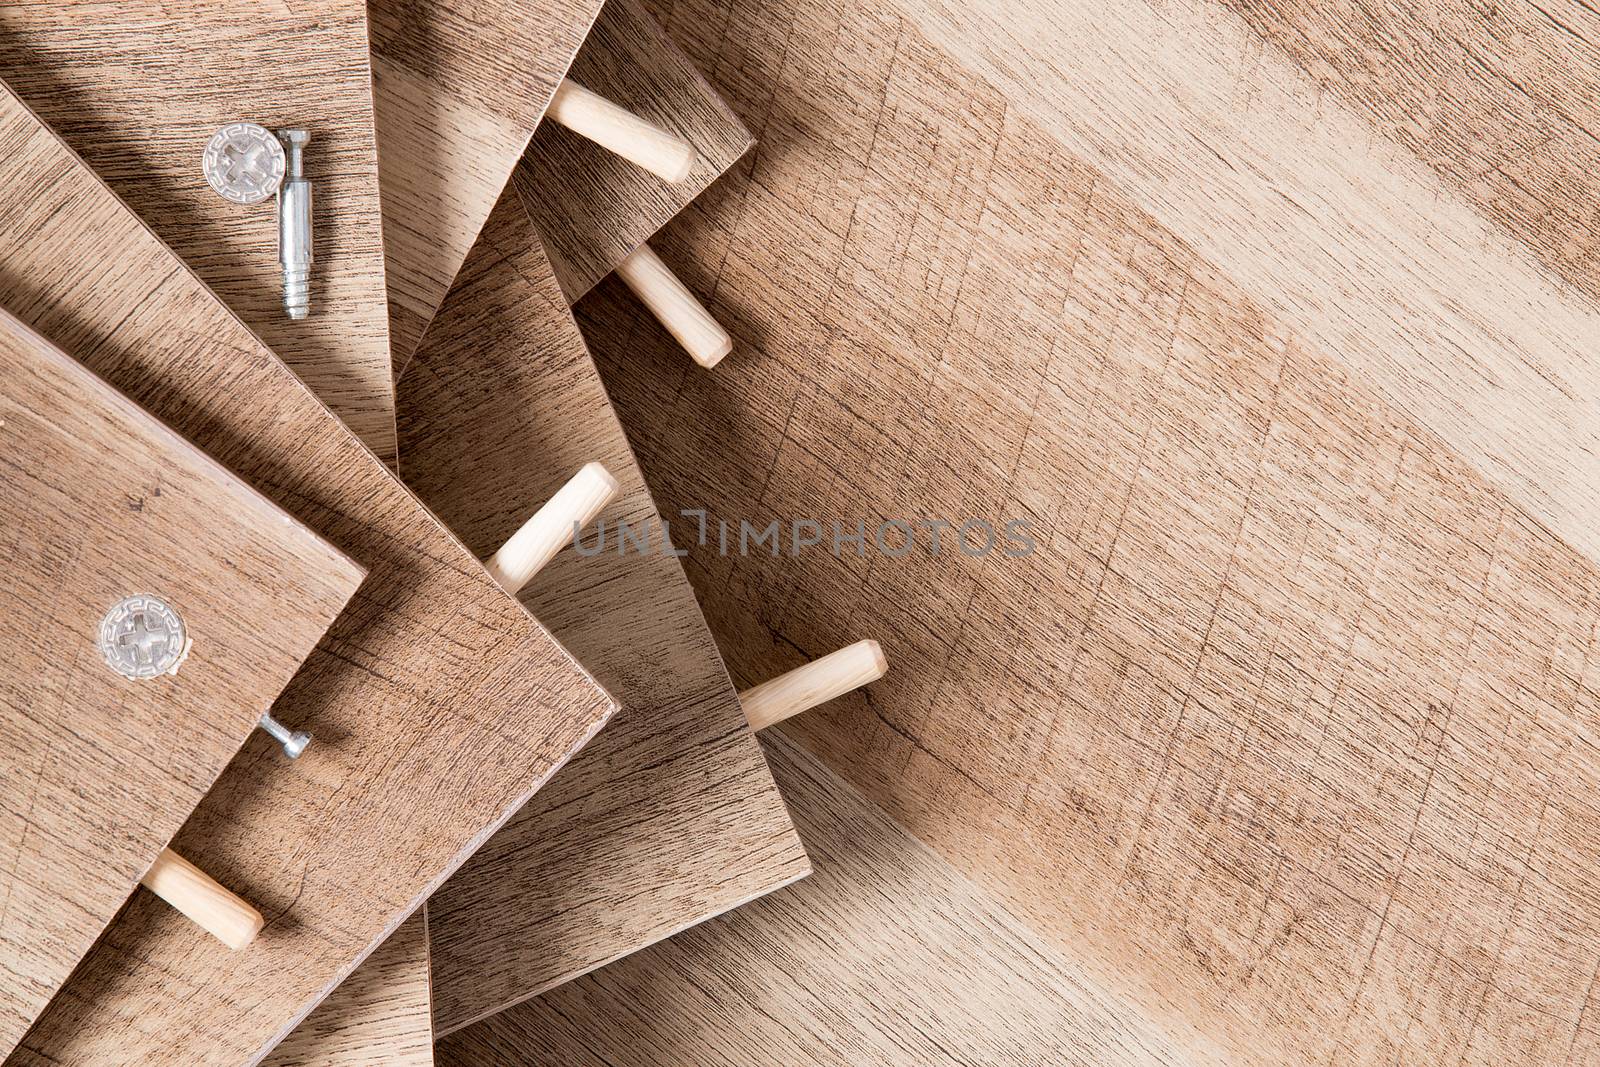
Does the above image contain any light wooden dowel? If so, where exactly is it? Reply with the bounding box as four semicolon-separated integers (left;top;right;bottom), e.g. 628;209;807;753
484;462;620;595
141;848;264;950
615;244;732;369
740;640;888;732
546;78;697;184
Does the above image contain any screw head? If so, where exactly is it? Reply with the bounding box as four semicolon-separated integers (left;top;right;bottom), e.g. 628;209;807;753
202;122;286;205
99;594;188;680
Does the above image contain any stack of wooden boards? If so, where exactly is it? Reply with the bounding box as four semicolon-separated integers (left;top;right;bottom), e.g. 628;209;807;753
0;0;906;1061
8;0;1594;1063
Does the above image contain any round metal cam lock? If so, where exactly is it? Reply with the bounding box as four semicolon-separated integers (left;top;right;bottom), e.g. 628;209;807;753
98;594;187;680
202;122;287;205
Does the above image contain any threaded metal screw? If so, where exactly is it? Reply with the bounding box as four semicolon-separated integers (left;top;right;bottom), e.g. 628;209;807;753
258;711;311;759
276;129;313;320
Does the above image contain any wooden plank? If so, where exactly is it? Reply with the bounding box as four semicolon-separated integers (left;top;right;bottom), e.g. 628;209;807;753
572;0;1600;1062
0;0;396;462
512;0;754;302
369;0;604;368
264;915;434;1067
436;733;1198;1067
0;84;614;1066
396;190;808;1036
0;311;363;1061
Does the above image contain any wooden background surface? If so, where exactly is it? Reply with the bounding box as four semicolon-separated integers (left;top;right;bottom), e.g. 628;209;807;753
398;191;807;1035
542;0;1600;1062
0;86;612;1066
0;313;361;1060
0;0;396;462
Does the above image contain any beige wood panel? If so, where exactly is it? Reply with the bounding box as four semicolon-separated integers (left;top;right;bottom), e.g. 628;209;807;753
369;0;603;368
437;732;1202;1067
512;0;754;302
573;0;1600;1062
1217;0;1600;304
0;0;395;463
265;914;434;1067
396;191;808;1036
0;311;363;1061
0;85;613;1066
871;0;1600;589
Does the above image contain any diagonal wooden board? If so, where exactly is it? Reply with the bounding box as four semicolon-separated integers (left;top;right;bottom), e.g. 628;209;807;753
0;311;364;1061
0;0;396;462
369;0;604;369
263;913;434;1067
397;190;809;1036
0;84;614;1066
436;733;1199;1067
511;0;754;303
564;0;1600;1061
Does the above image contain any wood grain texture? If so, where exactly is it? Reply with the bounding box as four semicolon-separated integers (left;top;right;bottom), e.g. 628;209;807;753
0;84;613;1066
370;0;603;368
397;190;808;1036
512;0;754;302
265;914;434;1067
436;733;1201;1067
1216;0;1600;304
0;0;396;462
571;0;1600;1061
879;0;1600;595
0;311;362;1061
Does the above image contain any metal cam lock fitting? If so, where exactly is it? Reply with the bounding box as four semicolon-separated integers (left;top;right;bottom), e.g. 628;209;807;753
200;122;313;320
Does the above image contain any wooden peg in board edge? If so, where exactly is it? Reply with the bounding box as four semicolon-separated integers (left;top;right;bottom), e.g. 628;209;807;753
615;244;733;369
484;464;880;732
546;78;697;184
485;462;621;595
740;640;889;732
142;848;264;950
537;80;732;368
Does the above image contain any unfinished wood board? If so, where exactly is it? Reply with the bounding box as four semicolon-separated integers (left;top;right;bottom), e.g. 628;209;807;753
575;0;1600;1061
369;0;603;368
0;310;363;1061
512;0;754;302
265;914;434;1067
398;190;808;1035
437;733;1199;1067
0;85;613;1066
0;0;395;462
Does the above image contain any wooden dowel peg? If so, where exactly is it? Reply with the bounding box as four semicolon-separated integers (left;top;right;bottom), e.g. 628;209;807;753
615;244;732;369
739;640;888;732
546;78;698;184
141;848;264;950
484;462;620;595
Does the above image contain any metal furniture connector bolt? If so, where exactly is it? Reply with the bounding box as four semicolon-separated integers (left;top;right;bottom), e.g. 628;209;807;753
258;711;311;759
276;129;313;320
